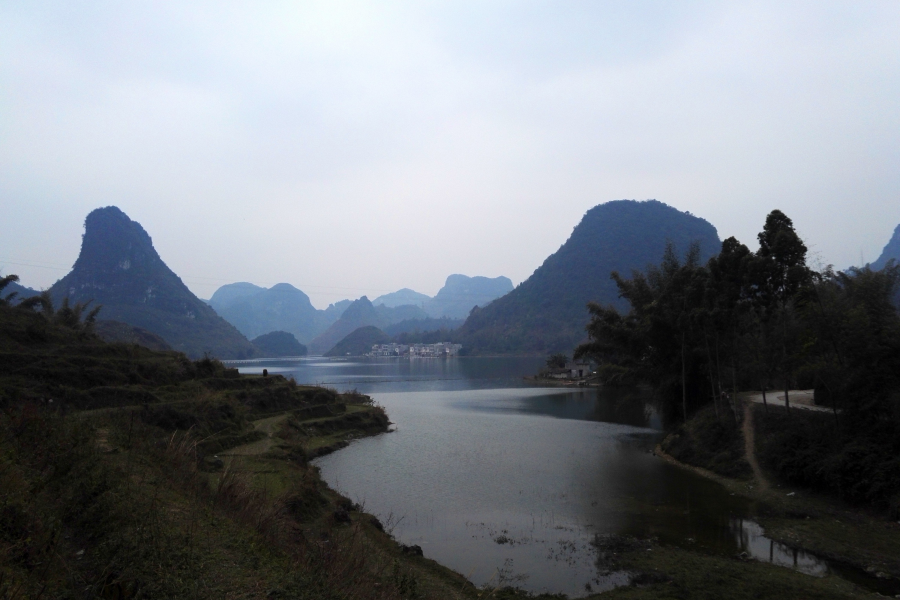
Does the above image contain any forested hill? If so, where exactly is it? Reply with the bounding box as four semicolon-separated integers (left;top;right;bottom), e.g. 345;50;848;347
48;206;256;359
454;200;721;354
324;325;390;357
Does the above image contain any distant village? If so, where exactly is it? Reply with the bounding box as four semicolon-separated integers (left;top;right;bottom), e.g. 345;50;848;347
367;342;463;357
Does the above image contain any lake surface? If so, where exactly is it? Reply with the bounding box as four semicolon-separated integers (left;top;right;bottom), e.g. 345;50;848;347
232;356;829;597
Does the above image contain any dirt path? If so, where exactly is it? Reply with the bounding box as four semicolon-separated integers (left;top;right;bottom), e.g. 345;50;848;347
742;401;770;492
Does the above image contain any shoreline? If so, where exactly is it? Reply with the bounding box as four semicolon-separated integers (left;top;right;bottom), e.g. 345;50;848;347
522;375;600;387
653;436;900;589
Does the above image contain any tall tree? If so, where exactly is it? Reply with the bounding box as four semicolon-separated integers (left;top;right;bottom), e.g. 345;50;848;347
577;242;706;421
753;210;812;411
704;237;753;416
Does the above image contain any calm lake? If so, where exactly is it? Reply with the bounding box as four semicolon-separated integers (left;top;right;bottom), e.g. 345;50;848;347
232;356;827;597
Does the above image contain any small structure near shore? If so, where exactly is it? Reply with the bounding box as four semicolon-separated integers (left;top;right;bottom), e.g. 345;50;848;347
530;360;596;384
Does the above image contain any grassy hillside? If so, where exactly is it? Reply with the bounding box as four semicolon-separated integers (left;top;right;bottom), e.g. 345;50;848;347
0;299;484;599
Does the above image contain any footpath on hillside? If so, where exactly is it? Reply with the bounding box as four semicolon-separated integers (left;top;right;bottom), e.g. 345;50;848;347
653;391;900;597
742;400;770;492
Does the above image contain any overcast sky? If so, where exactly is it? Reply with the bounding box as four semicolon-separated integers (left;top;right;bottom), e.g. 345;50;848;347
2;1;898;308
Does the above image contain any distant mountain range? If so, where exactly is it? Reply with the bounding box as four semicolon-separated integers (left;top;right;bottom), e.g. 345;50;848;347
372;275;513;319
454;200;722;355
17;200;754;358
208;282;345;344
206;273;509;352
307;296;429;355
323;325;389;357
48;207;256;359
870;224;900;271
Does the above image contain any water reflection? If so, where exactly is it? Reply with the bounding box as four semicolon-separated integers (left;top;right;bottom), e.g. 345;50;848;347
447;386;659;430
314;385;836;597
228;356;547;394
240;358;839;596
731;519;827;576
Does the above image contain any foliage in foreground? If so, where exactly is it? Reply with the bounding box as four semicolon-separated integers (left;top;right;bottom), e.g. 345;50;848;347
0;295;430;599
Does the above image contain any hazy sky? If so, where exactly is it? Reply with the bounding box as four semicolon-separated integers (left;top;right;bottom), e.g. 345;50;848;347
2;1;898;308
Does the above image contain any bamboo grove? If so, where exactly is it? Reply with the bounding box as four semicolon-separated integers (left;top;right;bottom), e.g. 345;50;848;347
575;209;900;430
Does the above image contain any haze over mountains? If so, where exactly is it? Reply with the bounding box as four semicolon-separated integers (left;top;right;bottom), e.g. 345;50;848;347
208;282;345;344
870;224;900;271
12;200;899;359
306;296;427;355
372;275;514;319
371;288;431;308
207;273;513;353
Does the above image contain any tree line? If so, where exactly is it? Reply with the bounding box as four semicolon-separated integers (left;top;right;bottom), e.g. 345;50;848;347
574;209;900;427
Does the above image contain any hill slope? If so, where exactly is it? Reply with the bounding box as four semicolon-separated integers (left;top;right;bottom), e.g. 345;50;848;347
324;325;390;356
48;206;256;359
251;330;308;357
93;319;174;352
372;288;431;308
425;275;513;318
307;297;428;354
455;200;721;354
208;281;266;308
209;283;351;344
2;280;40;302
870;224;900;271
212;283;322;343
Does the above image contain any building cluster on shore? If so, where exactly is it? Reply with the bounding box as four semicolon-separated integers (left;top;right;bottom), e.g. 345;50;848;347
367;342;462;357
